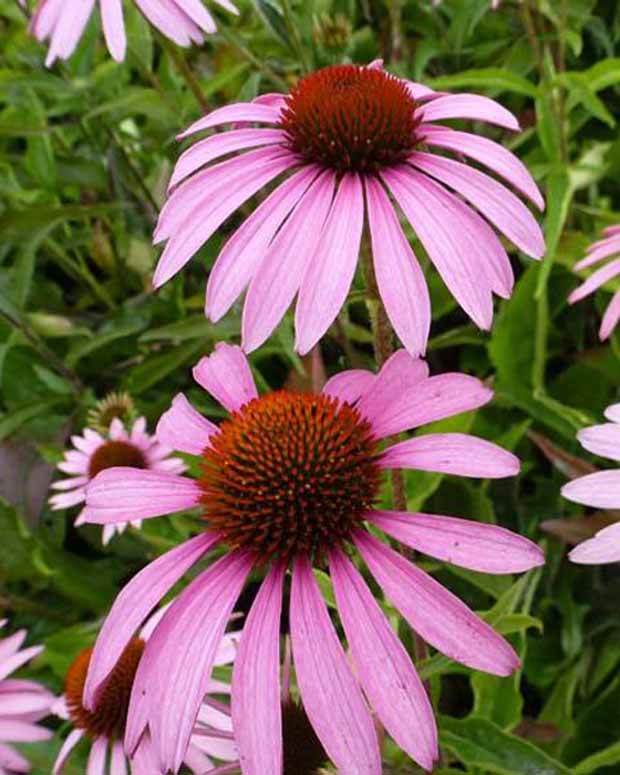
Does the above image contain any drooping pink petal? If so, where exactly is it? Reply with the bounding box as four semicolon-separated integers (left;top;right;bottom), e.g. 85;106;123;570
242;171;335;353
0;630;26;663
86;736;107;775
128;551;253;773
0;691;53;715
568;259;620;303
561;470;620;509
369;511;544;573
206;167;319;322
322;369;375;405
362;372;492;439
290;555;381;774
100;0;126;62
169;128;286;190
84;533;218;708
379;433;520;478
577;422;620;462
110;741;127;775
156;393;218;455
569;522;620;564
357;350;429;431
192;342;258;412
600;290;620;340
171;0;217;34
133;0;204;46
295;174;364;355
366;177;431;357
383;167;494;330
178;103;284;140
0;720;51;742
232;563;285;775
41;0;96;66
52;729;84;774
421;126;544;210
84;468;201;525
0;646;44;682
329;548;438;772
0;742;30;774
605;404;620;422
355;531;520;676
420;94;520;131
574;237;620;270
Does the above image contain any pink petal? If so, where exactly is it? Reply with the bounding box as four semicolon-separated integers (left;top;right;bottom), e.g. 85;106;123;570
362;372;492;440
295;173;364;355
561;470;620;509
156;393;217;455
0;720;51;742
87;736;107;775
366;177;431;357
170;0;217;34
577;422;620;462
53;729;84;774
409;152;545;259
0;646;43;682
206;166;319;323
134;0;203;46
420;93;520;131
383;167;494;330
111;741;127;775
569;522;620;565
0;691;52;715
322;370;376;405
574;237;620;270
379;433;520;478
84;532;218;709
100;0;126;62
84;468;201;524
355;531;520;676
369;511;544;573
242;171;335;353
178;103;284;139
169;128;286;190
232;563;285;775
192;342;258;412
0;742;30;773
329;548;438;771
600;290;620;340
0;631;27;664
42;0;96;66
290;555;381;774
357;350;429;432
128;551;253;772
568;258;620;303
605;404;620;422
422;126;544;210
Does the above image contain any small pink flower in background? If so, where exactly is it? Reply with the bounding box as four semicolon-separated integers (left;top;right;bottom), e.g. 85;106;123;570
562;404;620;564
155;62;544;358
569;225;620;340
30;0;238;67
81;342;544;774
51;606;240;774
49;416;185;546
0;621;54;774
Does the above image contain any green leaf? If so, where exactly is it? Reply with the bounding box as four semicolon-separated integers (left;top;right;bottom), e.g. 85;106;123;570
124;339;205;394
428;69;538;97
575;741;620;775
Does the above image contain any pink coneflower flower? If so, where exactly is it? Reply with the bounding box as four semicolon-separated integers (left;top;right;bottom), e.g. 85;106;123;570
0;621;54;774
51;607;240;774
562;404;620;564
30;0;238;67
569;225;620;340
49;416;185;546
81;343;544;773
154;62;544;357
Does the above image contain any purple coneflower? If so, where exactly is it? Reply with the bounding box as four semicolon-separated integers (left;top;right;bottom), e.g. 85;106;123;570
30;0;237;66
50;416;185;546
51;607;240;774
154;61;544;357
562;403;620;564
0;621;54;774
81;343;544;774
569;225;620;340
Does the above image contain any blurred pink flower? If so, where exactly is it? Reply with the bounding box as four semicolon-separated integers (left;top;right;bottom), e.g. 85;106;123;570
0;621;53;774
51;606;240;774
49;417;185;546
562;403;620;564
30;0;238;66
155;62;544;357
569;225;620;340
82;342;544;774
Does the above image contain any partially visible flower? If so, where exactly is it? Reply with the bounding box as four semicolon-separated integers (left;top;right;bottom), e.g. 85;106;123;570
30;0;238;67
155;62;544;358
87;392;136;435
562;403;620;564
82;343;544;774
49;417;185;546
0;621;54;774
51;607;240;774
569;225;620;340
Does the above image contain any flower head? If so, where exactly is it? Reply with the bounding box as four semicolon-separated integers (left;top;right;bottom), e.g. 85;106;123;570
82;343;544;774
155;61;544;358
0;621;53;774
569;225;620;340
30;0;238;67
561;403;620;564
52;607;239;774
50;416;185;546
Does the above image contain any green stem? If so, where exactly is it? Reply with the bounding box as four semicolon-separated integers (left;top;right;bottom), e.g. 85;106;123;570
160;37;210;113
280;0;311;73
218;28;289;92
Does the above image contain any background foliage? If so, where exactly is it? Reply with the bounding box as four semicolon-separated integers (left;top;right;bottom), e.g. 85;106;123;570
1;0;620;771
